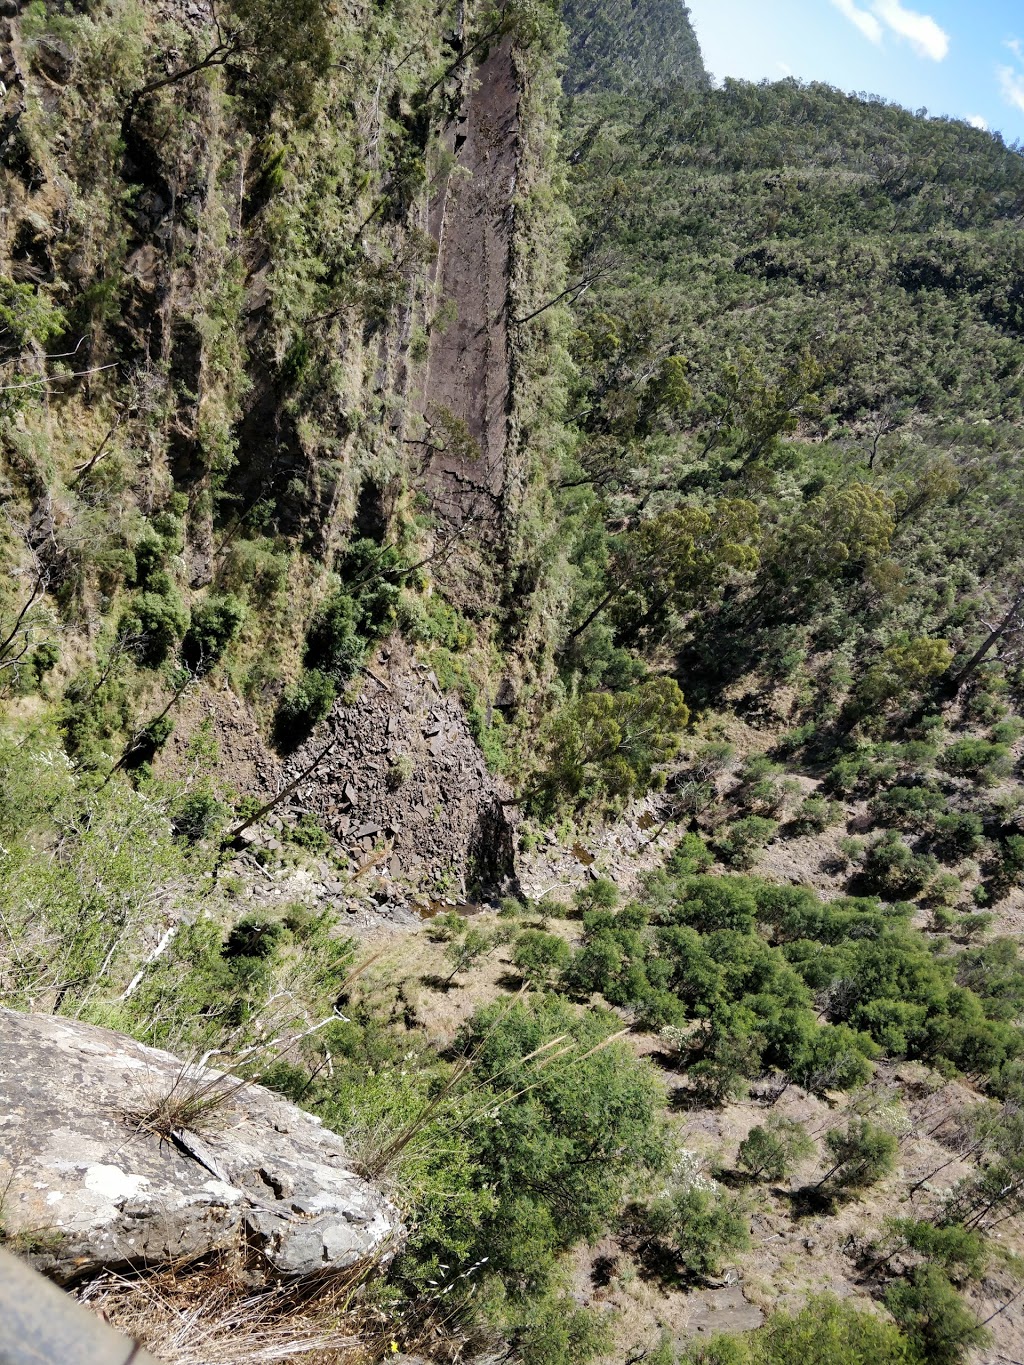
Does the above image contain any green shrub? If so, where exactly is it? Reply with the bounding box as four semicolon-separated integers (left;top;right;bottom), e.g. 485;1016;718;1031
31;639;60;685
998;834;1024;888
304;590;365;681
182;594;246;673
220;537;290;602
715;816;778;869
573;878;619;913
817;1118;897;1193
734;755;786;815
443;925;498;984
861;831;937;898
511;1295;611;1365
932;812;985;860
512;930;572;987
288;811;330;853
826;750;898;797
729;1294;912;1365
964;690;1006;723
868;784;945;833
939;739;1011;785
886;1218;987;1279
387;754;414;789
274;668;336;747
119;589;189;666
223;914;289;962
990;717;1024;746
395;592;474;650
736;1116;814;1181
133;530;167;588
885;1266;989;1365
643;1184;750;1279
444;997;664;1278
170;788;225;843
666;832;715;874
790;794;840;835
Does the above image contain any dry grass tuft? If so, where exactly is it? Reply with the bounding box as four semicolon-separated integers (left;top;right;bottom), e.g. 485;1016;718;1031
124;1061;248;1140
78;1259;375;1365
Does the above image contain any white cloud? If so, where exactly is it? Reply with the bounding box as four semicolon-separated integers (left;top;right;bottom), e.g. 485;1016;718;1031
998;64;1024;113
871;0;950;60
1000;38;1024;114
966;113;988;129
830;0;883;45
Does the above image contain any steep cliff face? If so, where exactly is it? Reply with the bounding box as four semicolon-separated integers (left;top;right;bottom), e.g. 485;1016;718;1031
0;0;563;891
423;39;520;526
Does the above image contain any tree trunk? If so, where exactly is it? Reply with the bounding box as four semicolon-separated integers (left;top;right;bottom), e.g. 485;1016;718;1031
946;584;1024;695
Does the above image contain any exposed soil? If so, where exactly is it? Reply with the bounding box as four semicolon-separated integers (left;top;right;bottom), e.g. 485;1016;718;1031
160;681;278;801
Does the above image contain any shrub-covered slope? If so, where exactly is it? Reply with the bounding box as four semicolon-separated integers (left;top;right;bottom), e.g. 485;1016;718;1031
2;4;1024;1364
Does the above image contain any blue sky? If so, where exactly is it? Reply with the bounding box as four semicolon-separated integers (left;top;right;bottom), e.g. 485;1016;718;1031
686;0;1024;144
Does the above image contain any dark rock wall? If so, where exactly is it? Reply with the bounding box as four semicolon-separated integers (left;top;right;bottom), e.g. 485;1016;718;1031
423;38;520;528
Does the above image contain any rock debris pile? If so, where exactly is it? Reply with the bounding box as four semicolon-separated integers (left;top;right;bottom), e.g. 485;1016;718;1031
283;641;517;898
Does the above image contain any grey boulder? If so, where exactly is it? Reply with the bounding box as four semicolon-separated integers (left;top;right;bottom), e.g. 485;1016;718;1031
0;1008;400;1282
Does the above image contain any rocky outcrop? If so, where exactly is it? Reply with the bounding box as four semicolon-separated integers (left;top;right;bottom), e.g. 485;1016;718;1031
423;38;521;528
283;637;517;898
0;1008;400;1282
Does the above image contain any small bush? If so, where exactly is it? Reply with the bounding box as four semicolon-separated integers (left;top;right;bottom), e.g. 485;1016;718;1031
666;832;714;874
289;812;330;853
734;755;787;815
31;639;59;685
304;590;365;680
790;794;840;835
573;878;619;913
998;833;1024;887
885;1266;989;1365
387;753;414;789
990;717;1024;746
964;690;1006;724
171;788;225;843
643;1184;750;1279
861;830;937;898
274;668;336;747
223;914;289;962
932;812;985;861
817;1118;897;1193
715;816;778;870
939;739;1011;785
119;589;189;666
512;930;572;987
737;1116;814;1181
868;784;944;833
836;835;865;867
182;594;246;673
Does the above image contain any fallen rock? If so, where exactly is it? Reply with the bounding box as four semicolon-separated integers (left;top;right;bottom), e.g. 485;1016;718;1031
284;636;517;898
0;1008;401;1283
31;34;73;84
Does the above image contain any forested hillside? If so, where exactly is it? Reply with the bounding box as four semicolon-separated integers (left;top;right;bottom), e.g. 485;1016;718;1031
2;0;1024;1361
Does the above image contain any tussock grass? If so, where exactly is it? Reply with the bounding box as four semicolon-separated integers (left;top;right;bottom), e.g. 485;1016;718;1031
78;1258;371;1365
124;1061;248;1140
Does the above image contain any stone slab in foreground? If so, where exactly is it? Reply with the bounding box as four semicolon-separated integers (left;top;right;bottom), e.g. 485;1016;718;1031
0;1007;400;1281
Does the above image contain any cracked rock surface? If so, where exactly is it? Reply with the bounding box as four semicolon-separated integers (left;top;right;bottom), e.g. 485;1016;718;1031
0;1008;400;1282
